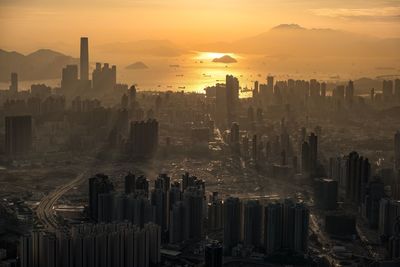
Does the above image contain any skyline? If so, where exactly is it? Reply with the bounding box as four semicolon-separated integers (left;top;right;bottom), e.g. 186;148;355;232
1;0;400;53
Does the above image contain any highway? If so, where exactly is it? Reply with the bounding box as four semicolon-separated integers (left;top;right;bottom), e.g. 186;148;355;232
36;171;88;232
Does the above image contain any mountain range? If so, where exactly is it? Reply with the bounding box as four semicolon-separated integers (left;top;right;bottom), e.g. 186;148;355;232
0;49;77;82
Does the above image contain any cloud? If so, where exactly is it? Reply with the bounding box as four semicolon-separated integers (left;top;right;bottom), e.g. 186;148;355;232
310;6;400;22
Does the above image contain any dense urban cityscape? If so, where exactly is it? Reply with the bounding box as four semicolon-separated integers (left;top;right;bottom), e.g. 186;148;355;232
0;33;399;266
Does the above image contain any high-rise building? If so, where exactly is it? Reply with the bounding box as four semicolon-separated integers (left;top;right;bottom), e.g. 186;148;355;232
61;65;78;90
395;131;400;170
314;178;338;210
301;141;310;174
88;174;114;220
208;198;224;230
264;202;283;254
80;37;89;81
223;197;241;254
345;151;370;205
5;115;32;155
129;119;159;157
9;72;18;93
243;200;262;248
264;200;309;255
183;186;204;240
225;75;239;124
379;199;400;238
92;63;117;91
205;241;223;267
169;201;188;243
364;177;385;229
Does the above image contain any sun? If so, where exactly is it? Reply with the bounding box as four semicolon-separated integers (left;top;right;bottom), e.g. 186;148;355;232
195;51;236;60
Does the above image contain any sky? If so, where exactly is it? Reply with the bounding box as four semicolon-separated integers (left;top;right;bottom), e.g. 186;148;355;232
0;0;399;53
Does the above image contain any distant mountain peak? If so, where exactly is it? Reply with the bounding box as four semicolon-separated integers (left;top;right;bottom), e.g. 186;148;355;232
271;24;305;31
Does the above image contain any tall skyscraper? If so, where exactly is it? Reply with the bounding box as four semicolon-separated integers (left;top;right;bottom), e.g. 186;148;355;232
383;80;394;102
264;202;283;254
183;187;204;240
308;133;318;173
80;37;89;81
129;119;159;157
345;80;354;105
5;115;32;155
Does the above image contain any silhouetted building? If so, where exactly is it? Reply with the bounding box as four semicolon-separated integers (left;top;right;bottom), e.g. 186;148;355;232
5;115;32;155
223;197;241;254
92;63;116;91
395;131;400;171
243;200;262;248
364;177;385;228
129;119;158;157
88;174;114;220
9;72;18;93
61;64;78;91
80;37;89;81
383;80;394;102
183;186;204;240
314;178;338;210
345;151;370;205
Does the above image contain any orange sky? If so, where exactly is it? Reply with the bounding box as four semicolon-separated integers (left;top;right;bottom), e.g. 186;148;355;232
0;0;399;53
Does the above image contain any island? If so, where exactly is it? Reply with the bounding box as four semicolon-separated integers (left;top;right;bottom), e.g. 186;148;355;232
125;61;148;70
212;55;237;63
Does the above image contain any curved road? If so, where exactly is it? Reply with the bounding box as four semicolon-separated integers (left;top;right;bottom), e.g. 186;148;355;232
36;171;87;232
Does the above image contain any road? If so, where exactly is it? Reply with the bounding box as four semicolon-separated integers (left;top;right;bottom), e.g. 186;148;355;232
36;171;87;232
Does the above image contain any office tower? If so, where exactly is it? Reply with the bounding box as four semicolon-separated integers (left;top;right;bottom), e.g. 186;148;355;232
364;177;385;228
383;80;394;102
5;116;32;155
88;174;114;220
208;198;224;230
92;63;117;91
308;133;318;173
301;141;310;174
345;152;371;205
9;72;18;93
80;37;89;81
243;200;262;247
223;197;241;254
225;75;239;123
345;80;355;105
379;199;400;238
264;202;283;254
314;178;338;210
214;84;228;127
395;131;400;170
129;119;159;157
61;65;78;90
125;173;136;194
169;201;188;243
205;241;223;267
293;203;309;253
183;187;204;240
395;79;400;101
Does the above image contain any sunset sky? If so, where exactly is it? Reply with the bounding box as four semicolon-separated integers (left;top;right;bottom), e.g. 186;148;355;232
1;0;399;53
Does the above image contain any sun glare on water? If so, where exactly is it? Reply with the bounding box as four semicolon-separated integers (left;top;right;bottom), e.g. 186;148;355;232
195;51;237;60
